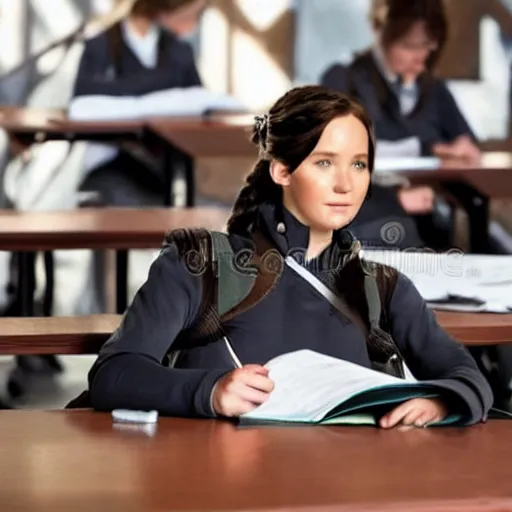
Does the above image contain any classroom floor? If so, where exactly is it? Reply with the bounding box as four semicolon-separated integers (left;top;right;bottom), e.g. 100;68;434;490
0;355;94;409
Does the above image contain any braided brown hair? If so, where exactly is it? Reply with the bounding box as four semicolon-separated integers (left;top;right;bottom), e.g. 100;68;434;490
227;85;376;236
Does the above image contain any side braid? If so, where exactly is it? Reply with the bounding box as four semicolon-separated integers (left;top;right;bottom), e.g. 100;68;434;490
226;160;279;236
227;112;281;236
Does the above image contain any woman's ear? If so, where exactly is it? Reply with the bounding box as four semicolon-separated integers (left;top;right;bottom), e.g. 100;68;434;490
269;160;291;187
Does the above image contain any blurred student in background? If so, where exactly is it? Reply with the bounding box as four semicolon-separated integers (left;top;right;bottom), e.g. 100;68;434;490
73;0;206;207
322;0;481;250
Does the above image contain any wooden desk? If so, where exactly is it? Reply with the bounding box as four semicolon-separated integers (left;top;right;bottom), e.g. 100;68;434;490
0;207;229;315
149;115;256;206
0;411;510;512
0;108;170;205
393;152;512;200
392;152;512;252
0;107;144;144
0;207;229;251
0;108;256;206
435;310;512;345
0;315;119;355
149;115;256;158
0;309;509;357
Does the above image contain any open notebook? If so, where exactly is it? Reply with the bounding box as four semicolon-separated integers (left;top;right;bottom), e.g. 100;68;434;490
240;350;466;426
68;86;246;121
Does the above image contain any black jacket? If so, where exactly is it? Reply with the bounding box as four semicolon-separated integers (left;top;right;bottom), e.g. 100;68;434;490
73;22;201;97
88;202;493;424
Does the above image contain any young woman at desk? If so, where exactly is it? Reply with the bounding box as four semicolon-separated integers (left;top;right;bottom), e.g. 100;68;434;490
321;0;481;250
72;0;206;206
83;85;492;428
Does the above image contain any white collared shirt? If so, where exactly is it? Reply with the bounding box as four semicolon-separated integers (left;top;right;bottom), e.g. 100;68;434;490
371;45;418;116
121;20;160;69
370;45;422;161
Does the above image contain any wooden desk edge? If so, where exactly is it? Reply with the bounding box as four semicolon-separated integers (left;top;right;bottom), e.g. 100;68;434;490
0;310;509;356
268;497;512;512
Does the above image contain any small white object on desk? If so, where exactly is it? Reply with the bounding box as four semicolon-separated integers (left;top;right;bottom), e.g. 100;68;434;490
112;409;158;424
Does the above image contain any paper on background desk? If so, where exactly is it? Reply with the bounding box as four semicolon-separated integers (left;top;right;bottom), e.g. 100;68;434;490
69;86;246;121
362;250;512;312
373;157;441;173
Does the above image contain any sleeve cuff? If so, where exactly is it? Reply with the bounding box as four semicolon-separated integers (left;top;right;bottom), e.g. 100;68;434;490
193;369;229;418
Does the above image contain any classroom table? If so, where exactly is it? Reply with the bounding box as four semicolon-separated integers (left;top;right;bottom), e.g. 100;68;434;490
435;310;512;345
0;410;510;512
0;310;510;356
390;152;512;253
0;108;174;203
0;108;258;207
0;207;229;315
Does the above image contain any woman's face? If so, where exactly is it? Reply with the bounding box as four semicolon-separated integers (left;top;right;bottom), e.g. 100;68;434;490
384;21;437;79
272;114;371;234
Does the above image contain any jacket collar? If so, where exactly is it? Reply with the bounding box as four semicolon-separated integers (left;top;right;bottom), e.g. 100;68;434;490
253;202;359;265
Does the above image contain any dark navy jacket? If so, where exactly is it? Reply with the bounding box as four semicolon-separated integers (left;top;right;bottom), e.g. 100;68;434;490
73;22;201;97
88;202;493;424
321;50;475;153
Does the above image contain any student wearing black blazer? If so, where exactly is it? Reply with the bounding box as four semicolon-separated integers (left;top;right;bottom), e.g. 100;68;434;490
73;0;206;206
321;0;480;250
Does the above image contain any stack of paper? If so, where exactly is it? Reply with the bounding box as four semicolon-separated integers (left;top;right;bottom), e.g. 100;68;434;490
68;86;247;121
362;250;512;313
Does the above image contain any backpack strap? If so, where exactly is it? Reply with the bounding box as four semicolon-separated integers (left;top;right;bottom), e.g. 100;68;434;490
210;231;257;317
359;259;404;377
220;229;282;323
170;228;282;346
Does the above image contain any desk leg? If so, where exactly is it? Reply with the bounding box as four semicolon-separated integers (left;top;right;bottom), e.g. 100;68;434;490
163;147;175;207
43;251;54;317
116;249;129;314
17;251;36;317
9;251;37;401
185;154;195;207
443;182;490;254
163;147;195;207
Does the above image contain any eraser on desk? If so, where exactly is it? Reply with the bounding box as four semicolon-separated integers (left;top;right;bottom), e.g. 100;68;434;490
112;409;158;424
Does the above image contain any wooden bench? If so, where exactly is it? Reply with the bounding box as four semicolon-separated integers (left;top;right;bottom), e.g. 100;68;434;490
0;315;120;355
0;311;510;356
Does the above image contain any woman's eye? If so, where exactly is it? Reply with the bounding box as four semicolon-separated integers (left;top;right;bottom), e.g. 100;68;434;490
316;159;331;168
353;160;368;170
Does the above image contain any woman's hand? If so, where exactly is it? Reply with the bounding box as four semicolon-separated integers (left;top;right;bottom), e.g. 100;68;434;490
397;185;435;214
211;365;274;417
433;135;481;164
379;398;448;429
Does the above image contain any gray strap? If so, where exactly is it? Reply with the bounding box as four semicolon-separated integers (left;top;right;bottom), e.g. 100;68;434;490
285;256;350;317
210;231;256;317
364;275;381;329
285;256;369;337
